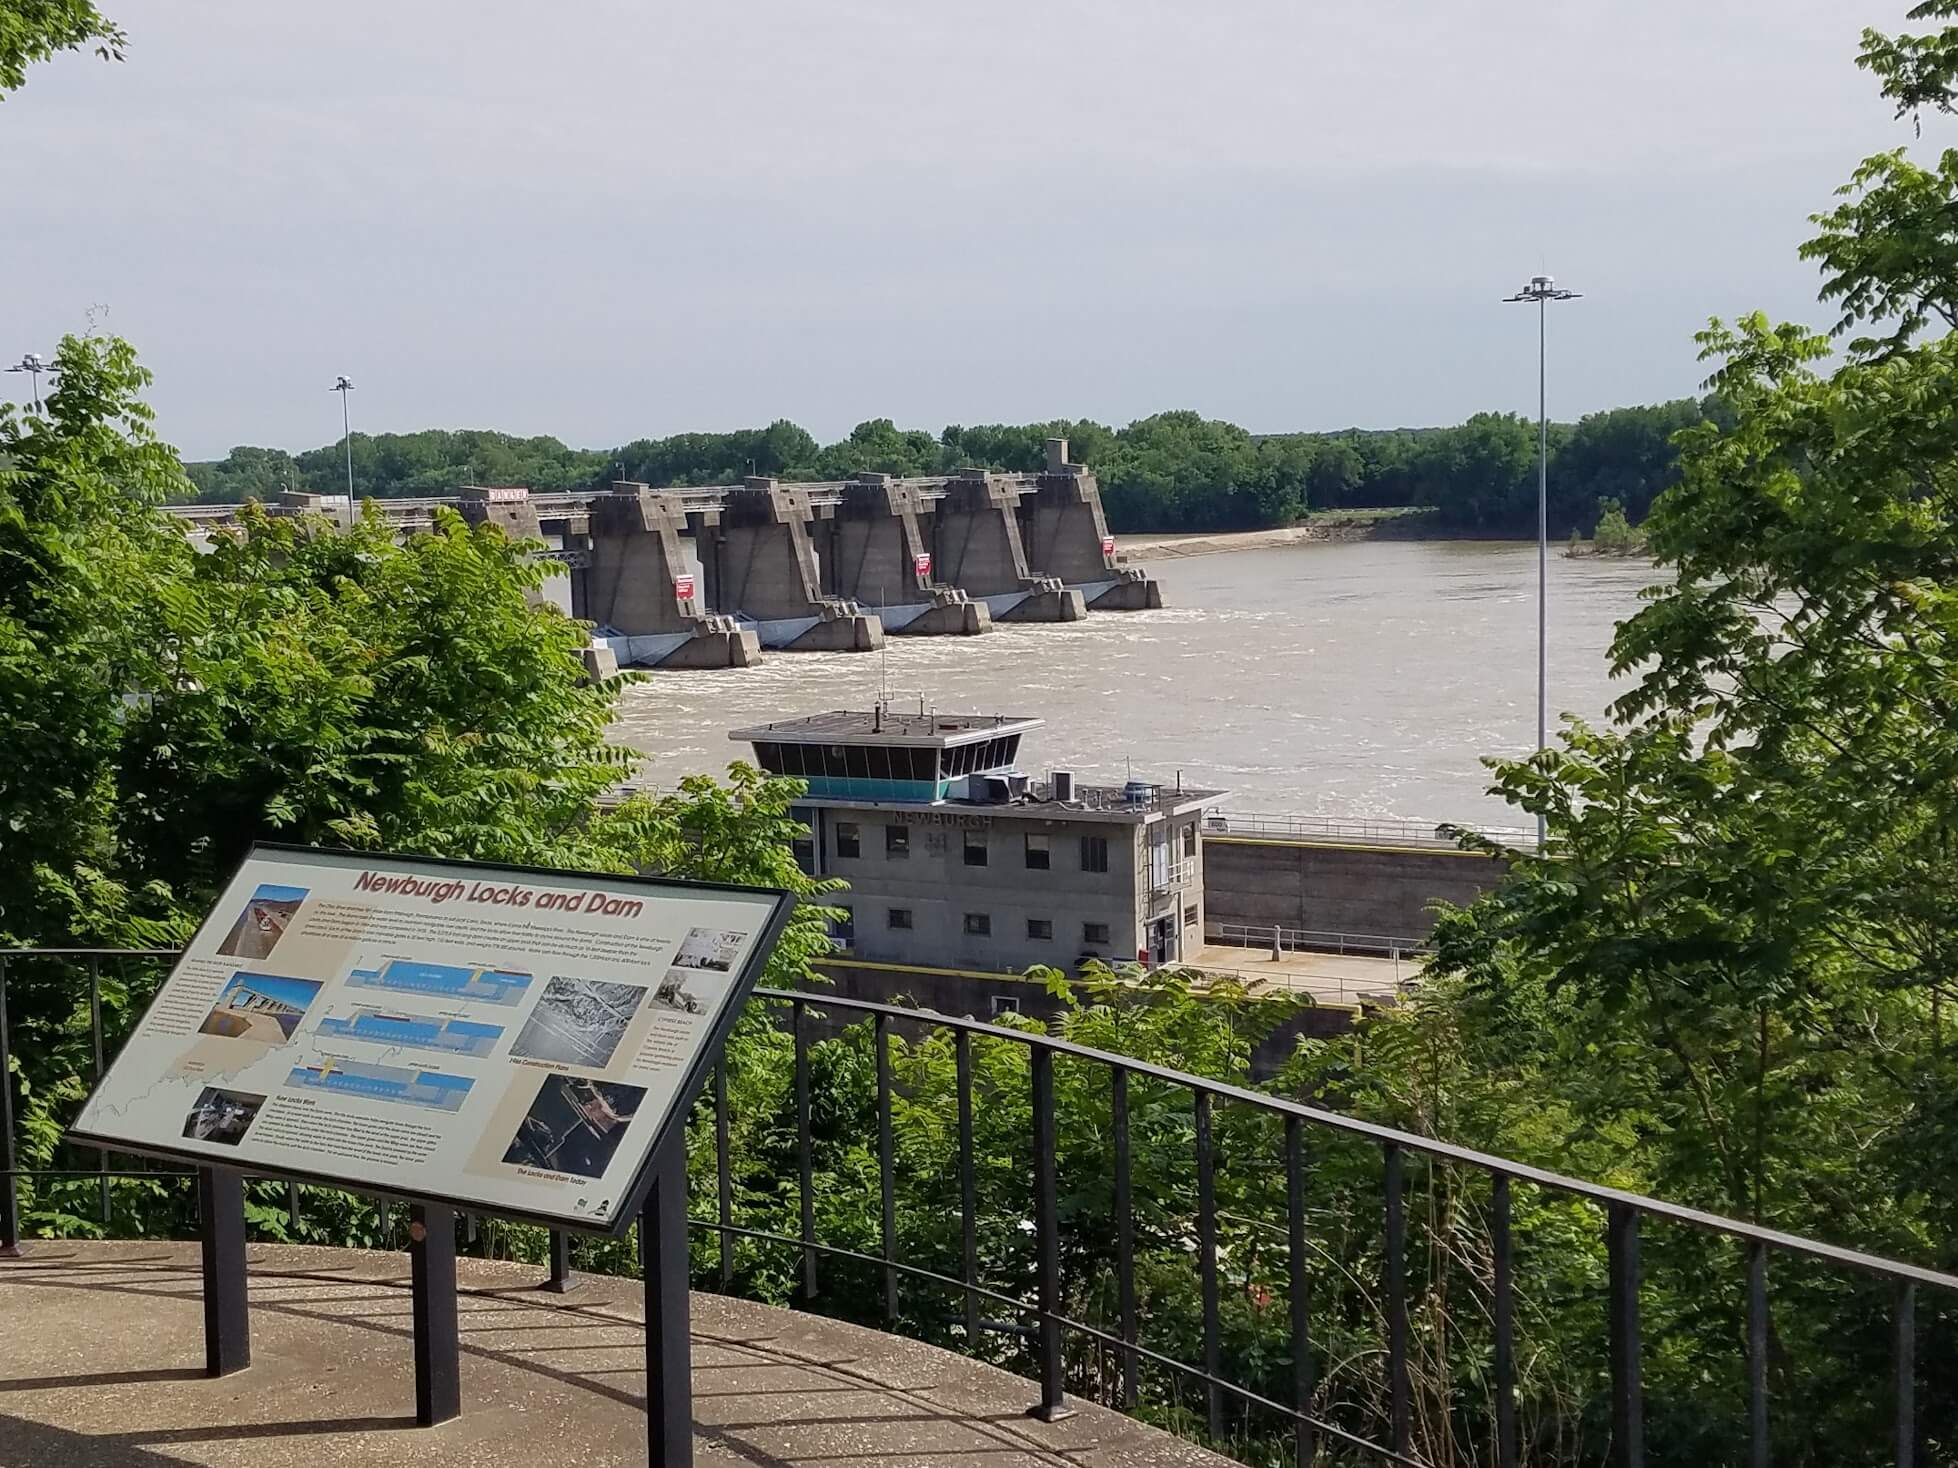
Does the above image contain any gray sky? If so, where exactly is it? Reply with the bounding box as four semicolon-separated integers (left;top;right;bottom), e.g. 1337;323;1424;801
0;1;1919;460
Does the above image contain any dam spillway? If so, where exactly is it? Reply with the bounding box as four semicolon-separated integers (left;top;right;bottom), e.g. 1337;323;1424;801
169;437;1162;669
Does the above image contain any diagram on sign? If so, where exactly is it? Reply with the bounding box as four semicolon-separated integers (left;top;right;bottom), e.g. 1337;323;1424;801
345;959;533;1005
314;1009;504;1059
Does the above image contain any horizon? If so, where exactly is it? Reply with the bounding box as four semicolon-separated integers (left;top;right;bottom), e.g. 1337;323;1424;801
2;0;1915;461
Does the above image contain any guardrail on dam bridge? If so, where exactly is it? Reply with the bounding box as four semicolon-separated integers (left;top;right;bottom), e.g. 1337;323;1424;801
168;438;1163;669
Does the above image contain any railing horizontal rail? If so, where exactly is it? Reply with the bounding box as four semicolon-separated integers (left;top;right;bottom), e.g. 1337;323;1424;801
6;945;1953;1468
1204;811;1537;849
754;987;1958;1292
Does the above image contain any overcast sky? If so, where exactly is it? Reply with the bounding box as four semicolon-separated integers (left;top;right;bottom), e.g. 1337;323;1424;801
0;1;1922;459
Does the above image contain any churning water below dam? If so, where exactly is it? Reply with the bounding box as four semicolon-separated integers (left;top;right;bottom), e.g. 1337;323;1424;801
611;539;1666;829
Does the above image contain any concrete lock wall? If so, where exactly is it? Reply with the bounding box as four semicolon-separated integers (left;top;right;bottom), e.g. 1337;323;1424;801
702;481;882;652
930;472;1084;623
823;478;990;636
580;486;760;667
1016;441;1163;611
1201;837;1507;941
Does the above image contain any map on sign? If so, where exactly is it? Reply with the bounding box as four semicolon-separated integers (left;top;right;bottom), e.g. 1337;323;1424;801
68;844;792;1234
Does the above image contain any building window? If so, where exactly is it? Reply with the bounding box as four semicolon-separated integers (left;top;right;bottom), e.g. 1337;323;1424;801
886;824;909;858
991;995;1021;1015
1024;833;1050;870
964;912;991;937
963;830;988;867
1080;835;1109;873
1083;921;1111;945
888;907;913;930
1183;822;1198;859
1184;905;1199;928
835;821;861;859
831;906;854;949
1027;917;1053;940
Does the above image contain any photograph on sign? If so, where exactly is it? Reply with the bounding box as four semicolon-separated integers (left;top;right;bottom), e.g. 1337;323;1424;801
68;845;791;1233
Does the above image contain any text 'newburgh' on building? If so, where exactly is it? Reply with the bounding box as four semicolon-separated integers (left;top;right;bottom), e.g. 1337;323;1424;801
730;708;1225;974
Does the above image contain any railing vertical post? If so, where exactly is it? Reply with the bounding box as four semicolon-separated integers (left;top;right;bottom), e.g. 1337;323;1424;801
88;956;108;1224
1895;1280;1916;1468
1196;1090;1223;1441
1027;1046;1070;1422
378;1197;391;1240
1113;1065;1138;1411
956;1030;980;1348
1747;1240;1768;1468
876;1013;897;1323
0;956;21;1258
794;999;817;1301
1285;1115;1314;1468
197;1165;250;1377
286;1180;301;1235
1607;1202;1644;1468
1494;1173;1516;1468
715;1061;733;1292
641;1135;693;1468
1384;1142;1410;1458
409;1202;461;1426
545;1229;573;1293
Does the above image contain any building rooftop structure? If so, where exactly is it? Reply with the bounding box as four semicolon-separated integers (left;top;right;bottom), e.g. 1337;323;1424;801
730;706;1223;818
729;708;1043;745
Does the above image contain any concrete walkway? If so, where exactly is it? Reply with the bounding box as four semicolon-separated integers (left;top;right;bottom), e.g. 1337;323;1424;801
1189;944;1420;1009
0;1242;1234;1468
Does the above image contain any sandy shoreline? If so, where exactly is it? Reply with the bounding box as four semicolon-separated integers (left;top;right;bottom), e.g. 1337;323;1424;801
1117;519;1398;563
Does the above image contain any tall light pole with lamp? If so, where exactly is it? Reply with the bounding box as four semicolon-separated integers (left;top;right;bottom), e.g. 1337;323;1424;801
7;353;50;413
1503;274;1581;847
331;375;356;518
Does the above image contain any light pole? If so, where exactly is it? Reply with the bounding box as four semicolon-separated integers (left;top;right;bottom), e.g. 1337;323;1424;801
331;375;356;516
7;353;50;412
1503;274;1580;847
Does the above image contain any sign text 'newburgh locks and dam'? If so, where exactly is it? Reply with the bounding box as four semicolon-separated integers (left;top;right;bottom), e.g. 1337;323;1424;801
67;844;793;1234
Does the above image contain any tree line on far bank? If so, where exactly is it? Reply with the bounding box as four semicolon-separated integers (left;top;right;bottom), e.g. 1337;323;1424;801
183;397;1721;538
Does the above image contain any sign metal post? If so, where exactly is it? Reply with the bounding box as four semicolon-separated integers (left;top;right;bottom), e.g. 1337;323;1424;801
641;1133;692;1467
198;1165;251;1377
410;1203;462;1426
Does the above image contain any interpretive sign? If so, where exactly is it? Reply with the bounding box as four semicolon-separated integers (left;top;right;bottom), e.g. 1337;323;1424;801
69;844;793;1235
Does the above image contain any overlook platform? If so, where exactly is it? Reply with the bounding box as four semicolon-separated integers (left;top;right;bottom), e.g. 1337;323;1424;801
0;1242;1231;1468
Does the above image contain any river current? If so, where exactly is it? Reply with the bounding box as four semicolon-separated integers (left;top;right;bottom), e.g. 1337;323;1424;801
610;539;1666;829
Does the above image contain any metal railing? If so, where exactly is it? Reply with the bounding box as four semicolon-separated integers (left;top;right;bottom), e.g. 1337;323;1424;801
3;948;1953;1466
1204;920;1432;960
1204;811;1538;850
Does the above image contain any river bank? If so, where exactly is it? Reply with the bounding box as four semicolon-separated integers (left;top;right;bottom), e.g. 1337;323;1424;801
1117;512;1429;563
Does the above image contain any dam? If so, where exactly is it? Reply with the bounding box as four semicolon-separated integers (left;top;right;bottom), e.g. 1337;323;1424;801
168;438;1162;669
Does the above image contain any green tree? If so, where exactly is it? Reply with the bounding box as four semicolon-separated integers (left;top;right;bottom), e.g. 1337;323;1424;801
0;0;123;98
0;335;195;946
1412;6;1958;1454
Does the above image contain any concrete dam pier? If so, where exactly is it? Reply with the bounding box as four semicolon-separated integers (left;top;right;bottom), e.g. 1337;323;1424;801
172;438;1161;669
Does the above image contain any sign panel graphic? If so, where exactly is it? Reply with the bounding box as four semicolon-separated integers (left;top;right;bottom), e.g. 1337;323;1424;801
69;845;791;1234
913;552;932;579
